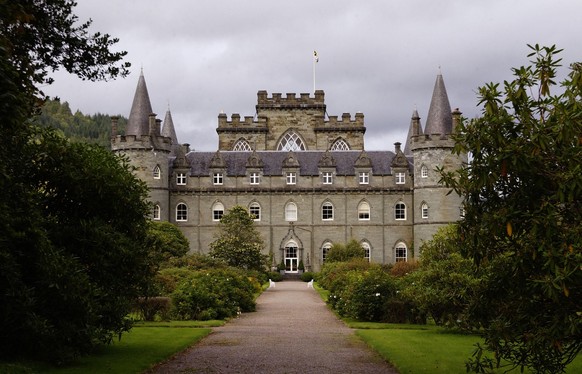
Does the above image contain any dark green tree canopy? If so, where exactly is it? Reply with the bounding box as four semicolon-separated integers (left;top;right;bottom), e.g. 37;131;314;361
325;239;366;263
209;206;268;271
441;45;582;373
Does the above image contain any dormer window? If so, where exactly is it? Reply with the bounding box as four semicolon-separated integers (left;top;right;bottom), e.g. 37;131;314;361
395;172;405;185
213;172;223;185
359;172;369;185
286;172;297;185
176;173;187;185
249;172;260;185
322;172;333;185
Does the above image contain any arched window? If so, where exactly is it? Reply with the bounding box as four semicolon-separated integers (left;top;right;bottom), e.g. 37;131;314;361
233;139;252;151
322;201;334;221
153;204;161;220
249;202;261;221
362;242;371;262
284;240;299;273
421;203;429;219
358;201;370;220
285;202;297;221
212;202;224;221
322;242;332;262
277;131;306;151
153;165;161;179
421;164;429;178
395;242;407;262
395;202;406;220
176;203;188;222
330;138;350;151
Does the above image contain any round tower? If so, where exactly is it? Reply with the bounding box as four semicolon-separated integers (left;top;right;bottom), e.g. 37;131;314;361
111;71;174;221
410;74;467;253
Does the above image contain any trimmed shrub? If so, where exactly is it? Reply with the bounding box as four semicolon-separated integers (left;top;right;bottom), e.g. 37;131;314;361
268;271;283;282
300;271;314;282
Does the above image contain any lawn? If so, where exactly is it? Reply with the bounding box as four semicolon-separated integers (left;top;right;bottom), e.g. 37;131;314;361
1;326;211;374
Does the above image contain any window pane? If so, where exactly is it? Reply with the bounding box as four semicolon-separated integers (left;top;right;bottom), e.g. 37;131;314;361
330;139;350;151
359;172;369;184
176;203;187;221
358;201;370;220
322;202;333;220
213;173;223;185
286;172;296;185
285;202;297;221
395;244;407;262
250;203;260;221
278;131;306;151
153;165;161;179
233;139;252;151
395;202;406;220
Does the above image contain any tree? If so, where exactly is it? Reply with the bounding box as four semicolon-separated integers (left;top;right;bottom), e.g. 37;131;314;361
0;0;148;363
326;239;366;263
441;45;582;373
146;221;190;269
209;206;268;271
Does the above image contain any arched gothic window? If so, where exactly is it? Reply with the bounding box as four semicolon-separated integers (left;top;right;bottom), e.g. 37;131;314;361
212;202;224;221
277;131;306;151
249;202;261;221
153;204;161;220
358;201;370;220
285;202;297;221
421;164;429;178
395;202;406;220
153;165;161;179
330;138;350;151
233;139;252;151
176;203;188;222
361;242;371;262
395;242;407;262
421;203;429;219
322;242;332;262
322;201;334;221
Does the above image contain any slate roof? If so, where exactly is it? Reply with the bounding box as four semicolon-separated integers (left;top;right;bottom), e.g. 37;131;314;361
186;151;412;177
423;74;453;135
126;70;153;137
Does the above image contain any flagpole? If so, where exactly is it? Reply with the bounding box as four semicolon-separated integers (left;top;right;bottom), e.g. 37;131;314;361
313;50;318;94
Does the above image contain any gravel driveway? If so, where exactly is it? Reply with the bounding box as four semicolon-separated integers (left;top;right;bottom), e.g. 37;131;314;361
148;280;397;373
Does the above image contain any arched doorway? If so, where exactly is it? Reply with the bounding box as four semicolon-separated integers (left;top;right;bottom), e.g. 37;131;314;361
284;241;299;273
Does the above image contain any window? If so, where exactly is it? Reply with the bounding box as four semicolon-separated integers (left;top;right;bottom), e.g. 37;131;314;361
322;201;334;221
322;172;333;185
285;202;297;221
460;207;466;218
249;202;261;221
212;202;224;221
176;203;188;222
153;165;161;179
233;139;252;151
395;172;405;184
421;164;428;178
330;138;350;151
421;203;429;219
286;172;297;185
213;172;223;185
359;172;369;185
277;131;306;151
358;201;370;220
176;173;186;185
395;202;406;220
395;242;407;262
322;242;332;262
362;242;371;262
249;172;260;185
153;204;161;220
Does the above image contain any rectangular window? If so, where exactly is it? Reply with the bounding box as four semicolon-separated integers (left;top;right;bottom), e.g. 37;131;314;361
249;172;260;185
213;209;223;221
395;203;406;220
213;172;223;185
322;172;333;185
359;172;369;185
176;173;187;185
322;203;334;220
395;172;405;185
286;172;296;185
249;205;260;221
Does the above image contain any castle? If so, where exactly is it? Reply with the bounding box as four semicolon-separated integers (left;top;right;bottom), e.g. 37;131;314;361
111;72;466;272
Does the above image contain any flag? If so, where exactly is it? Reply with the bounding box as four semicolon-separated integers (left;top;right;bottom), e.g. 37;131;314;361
313;50;319;63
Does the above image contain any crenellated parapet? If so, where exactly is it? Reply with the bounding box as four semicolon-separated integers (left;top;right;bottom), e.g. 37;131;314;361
315;112;365;133
111;114;172;153
256;90;326;110
216;113;268;134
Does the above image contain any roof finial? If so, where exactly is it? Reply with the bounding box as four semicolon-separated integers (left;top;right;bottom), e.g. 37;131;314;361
438;65;442;75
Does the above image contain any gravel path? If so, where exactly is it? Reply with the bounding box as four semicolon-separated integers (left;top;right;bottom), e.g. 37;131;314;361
148;280;397;374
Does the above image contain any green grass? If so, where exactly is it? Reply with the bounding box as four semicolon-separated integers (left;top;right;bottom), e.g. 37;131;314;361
2;326;211;374
357;327;582;374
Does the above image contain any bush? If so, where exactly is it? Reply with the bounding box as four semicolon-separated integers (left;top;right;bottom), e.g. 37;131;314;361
268;271;283;282
133;297;172;321
171;268;258;320
300;272;314;282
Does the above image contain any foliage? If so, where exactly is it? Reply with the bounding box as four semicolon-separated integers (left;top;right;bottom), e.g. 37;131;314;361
35;99;128;148
317;258;371;290
401;225;479;327
146;221;190;270
0;0;142;363
300;271;315;282
268;271;283;282
133;297;172;322
440;45;582;373
170;268;258;320
209;205;268;271
325;239;366;263
389;260;420;277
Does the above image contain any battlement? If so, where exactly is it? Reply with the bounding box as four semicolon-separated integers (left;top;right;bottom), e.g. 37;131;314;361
217;113;268;131
111;133;172;152
256;90;326;109
409;133;456;150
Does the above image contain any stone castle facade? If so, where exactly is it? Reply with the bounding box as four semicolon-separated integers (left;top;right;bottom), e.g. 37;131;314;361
111;72;466;272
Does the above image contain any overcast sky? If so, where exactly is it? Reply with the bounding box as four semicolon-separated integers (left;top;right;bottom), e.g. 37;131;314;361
44;0;580;152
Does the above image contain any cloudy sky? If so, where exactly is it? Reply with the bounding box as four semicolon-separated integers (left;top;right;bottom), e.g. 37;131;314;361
44;0;580;152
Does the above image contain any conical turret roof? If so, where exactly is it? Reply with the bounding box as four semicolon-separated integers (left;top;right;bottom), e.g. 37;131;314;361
126;70;153;137
162;109;178;145
423;74;453;135
404;109;422;155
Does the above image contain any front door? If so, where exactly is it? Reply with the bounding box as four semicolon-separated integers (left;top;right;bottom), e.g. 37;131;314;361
285;245;298;273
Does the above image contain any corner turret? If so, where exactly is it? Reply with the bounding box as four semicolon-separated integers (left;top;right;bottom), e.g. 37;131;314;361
126;70;154;137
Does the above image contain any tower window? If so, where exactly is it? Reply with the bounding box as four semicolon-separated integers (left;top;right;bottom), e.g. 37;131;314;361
330;138;350;151
421;165;428;178
395;202;406;220
153;204;161;220
421;203;429;219
233;139;252;151
176;203;188;222
176;173;187;185
395;172;405;184
153;165;161;179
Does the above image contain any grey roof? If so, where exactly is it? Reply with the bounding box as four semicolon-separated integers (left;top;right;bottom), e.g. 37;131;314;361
162;110;178;144
126;71;153;137
423;74;453;135
403;109;422;155
186;151;411;176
